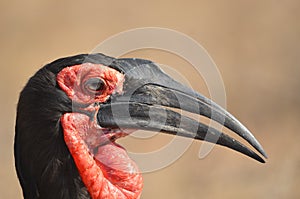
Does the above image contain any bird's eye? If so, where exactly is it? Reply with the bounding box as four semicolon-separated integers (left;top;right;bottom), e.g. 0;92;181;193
84;78;105;93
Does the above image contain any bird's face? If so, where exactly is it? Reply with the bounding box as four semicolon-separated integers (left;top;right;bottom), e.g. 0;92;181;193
15;53;266;199
57;62;143;198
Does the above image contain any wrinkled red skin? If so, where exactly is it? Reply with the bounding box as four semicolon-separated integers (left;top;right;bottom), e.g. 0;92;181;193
57;63;124;104
57;64;143;199
61;114;143;199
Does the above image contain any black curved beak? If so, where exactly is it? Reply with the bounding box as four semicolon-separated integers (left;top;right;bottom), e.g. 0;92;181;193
97;58;267;163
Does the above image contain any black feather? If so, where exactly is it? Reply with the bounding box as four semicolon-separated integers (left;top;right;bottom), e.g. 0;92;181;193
15;53;117;199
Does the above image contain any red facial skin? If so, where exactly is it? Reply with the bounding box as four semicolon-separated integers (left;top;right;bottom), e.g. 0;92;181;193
57;64;143;199
57;63;124;104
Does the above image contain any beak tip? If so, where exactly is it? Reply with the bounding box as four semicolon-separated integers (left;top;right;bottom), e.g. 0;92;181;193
247;149;266;163
253;141;268;159
251;148;267;163
261;151;268;159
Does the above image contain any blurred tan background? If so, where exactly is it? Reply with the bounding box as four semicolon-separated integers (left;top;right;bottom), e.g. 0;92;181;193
1;0;299;198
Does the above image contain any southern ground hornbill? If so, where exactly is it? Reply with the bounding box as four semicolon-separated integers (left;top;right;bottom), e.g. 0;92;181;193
15;53;267;199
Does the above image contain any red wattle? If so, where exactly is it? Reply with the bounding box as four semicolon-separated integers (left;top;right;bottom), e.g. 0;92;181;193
95;143;143;195
61;113;143;199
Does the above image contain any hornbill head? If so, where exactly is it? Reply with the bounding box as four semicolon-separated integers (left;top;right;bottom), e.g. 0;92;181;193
15;53;267;199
